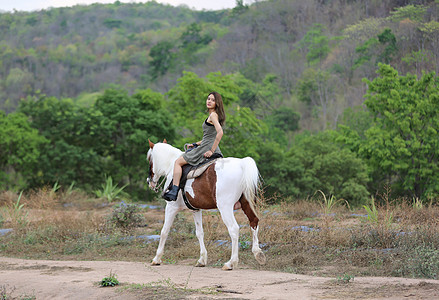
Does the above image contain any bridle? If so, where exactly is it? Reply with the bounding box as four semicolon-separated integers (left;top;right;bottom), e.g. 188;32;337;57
147;155;166;193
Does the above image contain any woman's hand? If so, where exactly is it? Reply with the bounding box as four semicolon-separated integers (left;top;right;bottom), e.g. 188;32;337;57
204;150;213;158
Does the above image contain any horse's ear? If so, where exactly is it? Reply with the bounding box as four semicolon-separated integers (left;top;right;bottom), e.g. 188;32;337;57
163;139;167;144
148;139;155;149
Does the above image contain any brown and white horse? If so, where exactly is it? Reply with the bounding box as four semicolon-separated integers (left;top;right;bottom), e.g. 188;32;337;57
147;140;266;270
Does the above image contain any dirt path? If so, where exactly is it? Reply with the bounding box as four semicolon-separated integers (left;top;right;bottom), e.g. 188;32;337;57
1;257;439;299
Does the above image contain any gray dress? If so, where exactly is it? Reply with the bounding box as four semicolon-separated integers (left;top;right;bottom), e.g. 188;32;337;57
182;118;222;166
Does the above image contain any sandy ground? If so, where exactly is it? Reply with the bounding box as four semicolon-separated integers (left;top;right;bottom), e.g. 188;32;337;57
1;257;439;299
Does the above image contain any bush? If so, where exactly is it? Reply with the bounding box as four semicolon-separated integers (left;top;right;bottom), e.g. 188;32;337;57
106;203;145;231
257;131;370;205
399;245;439;279
100;271;119;287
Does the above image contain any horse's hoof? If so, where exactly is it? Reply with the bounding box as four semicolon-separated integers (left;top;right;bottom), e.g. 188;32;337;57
151;261;161;266
221;265;233;271
195;262;206;267
255;251;266;265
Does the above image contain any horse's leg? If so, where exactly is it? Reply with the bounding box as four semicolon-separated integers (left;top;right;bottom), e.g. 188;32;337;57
192;210;207;267
217;205;240;270
151;203;180;265
240;195;266;265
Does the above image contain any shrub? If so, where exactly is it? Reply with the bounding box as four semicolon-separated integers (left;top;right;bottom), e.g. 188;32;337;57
106;203;145;231
399;245;439;279
95;176;128;203
100;271;119;287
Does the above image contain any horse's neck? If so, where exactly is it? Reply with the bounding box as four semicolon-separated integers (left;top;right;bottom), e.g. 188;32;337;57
155;144;182;176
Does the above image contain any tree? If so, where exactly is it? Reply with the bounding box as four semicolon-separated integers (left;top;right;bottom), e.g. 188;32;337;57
257;131;369;205
360;64;439;198
94;88;176;197
291;131;369;205
166;71;241;137
231;0;249;17
299;24;330;66
0;111;47;190
354;28;398;75
149;41;175;79
388;4;427;23
179;22;212;64
297;68;339;129
19;95;104;190
222;105;267;159
377;28;397;64
419;21;439;74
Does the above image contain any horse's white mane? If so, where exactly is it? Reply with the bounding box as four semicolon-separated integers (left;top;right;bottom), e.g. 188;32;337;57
148;142;182;176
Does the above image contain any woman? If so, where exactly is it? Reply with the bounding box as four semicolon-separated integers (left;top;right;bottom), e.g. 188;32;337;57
163;92;225;201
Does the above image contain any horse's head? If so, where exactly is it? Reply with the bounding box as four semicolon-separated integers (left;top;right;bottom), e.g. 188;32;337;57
146;139;181;192
147;139;159;191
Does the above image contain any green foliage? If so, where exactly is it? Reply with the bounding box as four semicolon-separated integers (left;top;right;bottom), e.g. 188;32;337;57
354;37;379;69
103;19;123;29
377;29;397;64
289;132;369;205
18;95;104;190
94;176;128;203
388;4;427;23
336;274;354;284
100;271;119;287
299;24;330;65
149;41;175;79
94;88;175;197
180;23;212;49
166;71;243;147
363;197;379;224
17;88;174;199
401;245;439;279
8;191;29;228
257;131;369;204
0;111;48;190
354;28;397;69
362;64;439;198
412;197;424;210
363;196;393;229
222;106;267;159
317;190;348;215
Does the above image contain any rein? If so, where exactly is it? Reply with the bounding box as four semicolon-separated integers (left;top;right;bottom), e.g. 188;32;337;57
152;176;167;193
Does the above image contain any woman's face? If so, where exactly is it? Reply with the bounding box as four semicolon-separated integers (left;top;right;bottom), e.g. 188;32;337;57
206;94;216;110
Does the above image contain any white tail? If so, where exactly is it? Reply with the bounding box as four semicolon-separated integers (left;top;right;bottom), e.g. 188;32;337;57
241;157;260;216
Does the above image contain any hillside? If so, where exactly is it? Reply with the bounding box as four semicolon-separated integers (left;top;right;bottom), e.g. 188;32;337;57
1;0;439;202
1;0;437;122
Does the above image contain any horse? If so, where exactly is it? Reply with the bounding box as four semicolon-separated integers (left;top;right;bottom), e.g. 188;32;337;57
147;140;266;270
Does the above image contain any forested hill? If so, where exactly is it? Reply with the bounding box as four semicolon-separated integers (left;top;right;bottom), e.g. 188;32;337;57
1;0;438;119
2;0;439;203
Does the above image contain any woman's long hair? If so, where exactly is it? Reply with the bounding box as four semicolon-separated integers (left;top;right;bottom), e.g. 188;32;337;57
210;92;226;126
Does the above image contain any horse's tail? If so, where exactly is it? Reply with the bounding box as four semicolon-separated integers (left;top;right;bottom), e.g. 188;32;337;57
241;157;260;217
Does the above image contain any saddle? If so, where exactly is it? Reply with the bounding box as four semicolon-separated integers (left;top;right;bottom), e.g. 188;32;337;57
167;153;223;210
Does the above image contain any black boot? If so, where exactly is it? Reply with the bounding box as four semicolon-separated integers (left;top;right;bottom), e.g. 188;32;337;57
163;185;179;201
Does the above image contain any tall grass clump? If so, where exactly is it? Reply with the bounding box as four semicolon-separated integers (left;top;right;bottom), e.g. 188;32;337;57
94;176;128;203
316;190;348;216
8;191;29;228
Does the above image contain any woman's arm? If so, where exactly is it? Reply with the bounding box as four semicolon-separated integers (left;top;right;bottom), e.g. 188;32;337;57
188;140;202;149
204;112;223;157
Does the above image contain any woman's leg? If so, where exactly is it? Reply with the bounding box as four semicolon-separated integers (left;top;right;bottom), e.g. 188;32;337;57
172;156;187;186
164;156;187;201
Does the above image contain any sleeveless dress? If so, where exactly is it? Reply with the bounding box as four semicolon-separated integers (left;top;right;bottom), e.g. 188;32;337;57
182;118;222;166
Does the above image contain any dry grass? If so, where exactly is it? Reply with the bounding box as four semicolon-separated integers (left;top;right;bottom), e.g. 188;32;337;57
1;188;439;279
